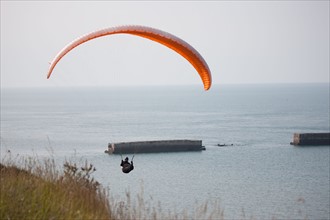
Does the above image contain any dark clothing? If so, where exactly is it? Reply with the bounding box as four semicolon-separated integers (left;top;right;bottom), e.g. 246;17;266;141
120;159;134;173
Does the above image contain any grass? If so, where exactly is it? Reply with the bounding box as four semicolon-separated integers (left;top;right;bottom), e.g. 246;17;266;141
108;187;224;220
1;153;311;220
1;156;111;220
0;153;225;220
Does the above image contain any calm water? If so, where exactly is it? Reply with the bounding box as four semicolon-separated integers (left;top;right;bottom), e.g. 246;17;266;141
1;84;329;219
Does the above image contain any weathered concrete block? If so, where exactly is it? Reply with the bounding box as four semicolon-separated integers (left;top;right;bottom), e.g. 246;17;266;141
106;140;205;154
290;133;330;146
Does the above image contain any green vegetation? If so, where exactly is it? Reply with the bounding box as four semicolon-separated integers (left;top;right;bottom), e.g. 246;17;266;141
1;157;111;220
0;155;224;220
0;154;309;220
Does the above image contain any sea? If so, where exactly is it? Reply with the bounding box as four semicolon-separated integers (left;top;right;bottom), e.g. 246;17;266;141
1;83;329;219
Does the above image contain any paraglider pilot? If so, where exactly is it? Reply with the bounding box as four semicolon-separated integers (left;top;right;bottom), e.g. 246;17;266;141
120;157;134;174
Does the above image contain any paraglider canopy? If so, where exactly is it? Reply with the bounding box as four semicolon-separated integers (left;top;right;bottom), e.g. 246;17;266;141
47;25;212;90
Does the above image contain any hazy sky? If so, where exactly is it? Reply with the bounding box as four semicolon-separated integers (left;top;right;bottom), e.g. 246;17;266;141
1;1;329;88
